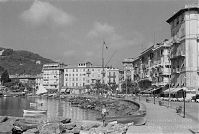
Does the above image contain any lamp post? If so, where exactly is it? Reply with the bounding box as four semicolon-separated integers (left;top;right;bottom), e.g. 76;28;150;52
183;75;186;118
168;54;171;108
183;90;186;118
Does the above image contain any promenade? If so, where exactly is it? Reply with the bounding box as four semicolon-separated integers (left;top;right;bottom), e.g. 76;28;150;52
126;97;199;134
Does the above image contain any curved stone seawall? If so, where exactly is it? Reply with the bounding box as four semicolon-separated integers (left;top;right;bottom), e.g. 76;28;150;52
103;98;147;125
122;99;147;116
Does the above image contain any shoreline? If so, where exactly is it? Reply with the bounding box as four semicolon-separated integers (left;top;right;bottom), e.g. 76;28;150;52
0;95;147;134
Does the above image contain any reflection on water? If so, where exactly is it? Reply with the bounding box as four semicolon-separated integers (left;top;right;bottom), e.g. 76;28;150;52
0;97;99;121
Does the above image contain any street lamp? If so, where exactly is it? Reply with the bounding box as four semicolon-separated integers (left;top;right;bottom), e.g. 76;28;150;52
168;54;171;108
183;75;186;118
183;90;186;118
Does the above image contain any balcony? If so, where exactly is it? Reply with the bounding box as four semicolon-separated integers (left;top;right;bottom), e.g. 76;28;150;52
86;70;91;74
170;52;185;60
108;75;116;78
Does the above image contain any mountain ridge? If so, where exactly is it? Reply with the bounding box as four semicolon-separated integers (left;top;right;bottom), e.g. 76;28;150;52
0;47;55;75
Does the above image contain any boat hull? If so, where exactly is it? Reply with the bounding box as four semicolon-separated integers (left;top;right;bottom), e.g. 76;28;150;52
23;109;47;114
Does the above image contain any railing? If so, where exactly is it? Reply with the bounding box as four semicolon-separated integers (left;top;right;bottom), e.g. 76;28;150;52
170;52;185;59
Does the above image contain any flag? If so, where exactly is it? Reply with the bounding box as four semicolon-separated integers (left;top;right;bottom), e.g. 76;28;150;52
103;41;108;49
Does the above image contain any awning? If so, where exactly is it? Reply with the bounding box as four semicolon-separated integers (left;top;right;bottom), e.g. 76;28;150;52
170;88;183;94
182;87;196;94
140;88;154;94
163;88;175;94
152;87;162;93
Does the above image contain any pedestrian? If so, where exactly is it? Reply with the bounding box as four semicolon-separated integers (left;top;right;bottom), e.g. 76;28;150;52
101;104;107;127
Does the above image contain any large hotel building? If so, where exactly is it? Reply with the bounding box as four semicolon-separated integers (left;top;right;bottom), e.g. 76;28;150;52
64;62;119;89
41;62;119;91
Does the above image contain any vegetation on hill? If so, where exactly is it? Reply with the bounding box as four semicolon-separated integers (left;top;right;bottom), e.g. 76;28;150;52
0;47;55;75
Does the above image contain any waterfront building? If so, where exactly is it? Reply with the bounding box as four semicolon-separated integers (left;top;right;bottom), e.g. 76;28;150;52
129;40;171;91
122;58;134;82
35;74;43;89
42;63;65;92
166;4;199;95
64;62;119;90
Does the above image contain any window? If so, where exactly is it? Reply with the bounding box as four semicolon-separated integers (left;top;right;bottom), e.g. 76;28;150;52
76;74;78;76
76;78;78;81
76;69;78;72
161;49;163;55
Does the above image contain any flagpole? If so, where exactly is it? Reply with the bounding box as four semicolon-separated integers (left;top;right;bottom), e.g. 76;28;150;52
102;41;105;84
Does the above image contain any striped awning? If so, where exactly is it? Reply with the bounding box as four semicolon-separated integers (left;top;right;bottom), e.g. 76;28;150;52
170;88;183;94
163;88;175;94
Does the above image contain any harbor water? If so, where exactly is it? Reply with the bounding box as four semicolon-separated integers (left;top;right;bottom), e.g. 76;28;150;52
0;97;100;121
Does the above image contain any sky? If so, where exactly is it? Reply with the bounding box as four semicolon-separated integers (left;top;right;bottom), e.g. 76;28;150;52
0;0;196;69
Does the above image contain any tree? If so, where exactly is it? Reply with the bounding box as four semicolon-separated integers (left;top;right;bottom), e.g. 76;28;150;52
121;79;139;94
110;83;118;94
1;70;11;85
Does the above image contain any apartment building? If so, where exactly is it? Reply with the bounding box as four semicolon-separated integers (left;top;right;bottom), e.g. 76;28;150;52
42;63;65;91
131;40;171;90
122;58;134;81
166;4;199;94
64;62;119;89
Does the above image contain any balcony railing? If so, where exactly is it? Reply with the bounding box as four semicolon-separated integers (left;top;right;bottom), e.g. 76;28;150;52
170;52;185;59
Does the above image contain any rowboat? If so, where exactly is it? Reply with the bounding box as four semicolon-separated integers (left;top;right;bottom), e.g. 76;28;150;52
23;109;47;114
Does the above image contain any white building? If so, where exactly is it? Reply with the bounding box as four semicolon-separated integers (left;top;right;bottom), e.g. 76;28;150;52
42;63;65;92
64;62;119;89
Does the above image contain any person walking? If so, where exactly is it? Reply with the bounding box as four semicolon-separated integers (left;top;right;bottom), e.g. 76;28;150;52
101;104;107;127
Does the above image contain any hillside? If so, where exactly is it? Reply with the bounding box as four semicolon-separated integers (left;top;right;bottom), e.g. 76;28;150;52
0;47;55;75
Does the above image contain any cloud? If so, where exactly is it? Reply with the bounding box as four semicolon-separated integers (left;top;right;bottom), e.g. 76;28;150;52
88;22;143;49
21;0;75;27
88;22;115;38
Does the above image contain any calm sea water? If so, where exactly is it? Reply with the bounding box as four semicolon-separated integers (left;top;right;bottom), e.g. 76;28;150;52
0;97;100;121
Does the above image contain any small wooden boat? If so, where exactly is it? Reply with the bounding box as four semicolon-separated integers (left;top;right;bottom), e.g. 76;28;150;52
23;109;47;114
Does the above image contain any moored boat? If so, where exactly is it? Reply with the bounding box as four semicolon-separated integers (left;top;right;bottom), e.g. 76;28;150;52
23;109;47;114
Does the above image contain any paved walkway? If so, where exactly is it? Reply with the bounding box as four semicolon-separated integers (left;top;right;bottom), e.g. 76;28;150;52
126;97;199;134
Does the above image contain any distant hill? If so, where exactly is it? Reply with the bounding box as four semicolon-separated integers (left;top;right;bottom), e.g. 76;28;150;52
0;47;55;75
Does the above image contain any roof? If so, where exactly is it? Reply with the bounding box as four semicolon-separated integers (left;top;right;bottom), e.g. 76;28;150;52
166;6;199;23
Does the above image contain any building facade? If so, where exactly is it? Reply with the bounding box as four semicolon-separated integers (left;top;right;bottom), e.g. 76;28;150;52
130;40;171;90
166;4;199;93
42;63;65;91
122;58;134;81
64;62;119;89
